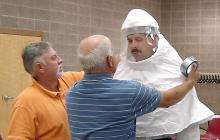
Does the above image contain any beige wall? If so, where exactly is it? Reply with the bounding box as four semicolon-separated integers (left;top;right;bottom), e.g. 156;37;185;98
0;0;161;70
0;0;219;113
160;0;220;114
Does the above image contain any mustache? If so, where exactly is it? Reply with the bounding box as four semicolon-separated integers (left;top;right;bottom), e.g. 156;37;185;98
131;48;141;53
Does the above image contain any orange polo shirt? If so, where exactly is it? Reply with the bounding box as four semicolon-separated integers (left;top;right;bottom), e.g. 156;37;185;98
8;71;84;140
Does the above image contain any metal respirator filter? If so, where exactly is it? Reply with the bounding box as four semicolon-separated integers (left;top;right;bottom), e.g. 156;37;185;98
180;56;198;77
180;56;220;84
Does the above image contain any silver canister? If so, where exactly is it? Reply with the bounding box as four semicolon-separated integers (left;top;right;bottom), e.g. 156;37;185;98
180;56;198;77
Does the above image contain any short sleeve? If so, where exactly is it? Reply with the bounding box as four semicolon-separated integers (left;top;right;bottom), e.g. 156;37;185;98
131;82;160;117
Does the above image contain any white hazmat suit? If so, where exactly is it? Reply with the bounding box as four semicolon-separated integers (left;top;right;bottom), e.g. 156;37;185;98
114;9;214;140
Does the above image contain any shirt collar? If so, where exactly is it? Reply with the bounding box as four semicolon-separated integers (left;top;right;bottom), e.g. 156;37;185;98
32;78;63;97
83;73;113;81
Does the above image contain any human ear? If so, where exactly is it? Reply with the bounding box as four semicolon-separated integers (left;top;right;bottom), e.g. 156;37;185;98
35;62;45;73
106;56;113;68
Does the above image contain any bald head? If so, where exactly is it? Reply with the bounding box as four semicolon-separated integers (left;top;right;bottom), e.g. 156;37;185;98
78;35;113;73
79;35;110;55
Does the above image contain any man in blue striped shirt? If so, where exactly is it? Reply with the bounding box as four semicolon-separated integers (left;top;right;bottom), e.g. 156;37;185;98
66;35;199;140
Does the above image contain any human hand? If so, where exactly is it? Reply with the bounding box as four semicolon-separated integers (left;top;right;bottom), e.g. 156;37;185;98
187;64;200;85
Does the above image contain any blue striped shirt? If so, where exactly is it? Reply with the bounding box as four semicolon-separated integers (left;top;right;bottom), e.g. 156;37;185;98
66;74;160;140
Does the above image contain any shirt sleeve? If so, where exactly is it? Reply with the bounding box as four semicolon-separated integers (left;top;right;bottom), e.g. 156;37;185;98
60;71;84;88
8;106;35;140
131;82;161;117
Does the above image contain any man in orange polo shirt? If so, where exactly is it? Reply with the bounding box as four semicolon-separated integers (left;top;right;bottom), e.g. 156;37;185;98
7;42;84;140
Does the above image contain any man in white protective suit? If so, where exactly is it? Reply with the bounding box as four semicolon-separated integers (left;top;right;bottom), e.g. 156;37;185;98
114;9;214;140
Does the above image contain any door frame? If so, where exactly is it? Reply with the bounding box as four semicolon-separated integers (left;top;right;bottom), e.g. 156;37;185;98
0;27;43;37
0;27;43;140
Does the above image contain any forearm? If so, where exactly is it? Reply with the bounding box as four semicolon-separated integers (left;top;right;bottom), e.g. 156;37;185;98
160;80;194;107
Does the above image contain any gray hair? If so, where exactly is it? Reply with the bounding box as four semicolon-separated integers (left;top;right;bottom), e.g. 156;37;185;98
22;41;51;75
78;37;113;73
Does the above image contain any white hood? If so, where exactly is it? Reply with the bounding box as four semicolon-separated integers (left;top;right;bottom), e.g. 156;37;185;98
121;9;159;30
